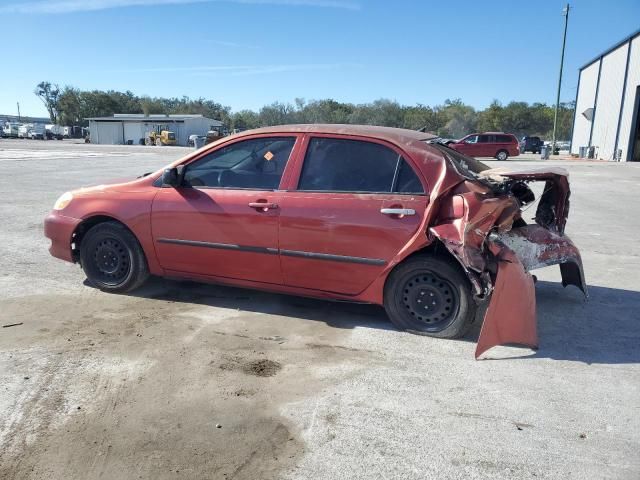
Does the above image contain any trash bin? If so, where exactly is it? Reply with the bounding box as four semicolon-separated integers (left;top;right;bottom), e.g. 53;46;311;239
194;136;205;149
578;146;587;158
540;145;550;160
587;146;595;159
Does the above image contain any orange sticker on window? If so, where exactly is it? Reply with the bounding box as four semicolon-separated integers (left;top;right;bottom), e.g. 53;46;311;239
264;151;274;161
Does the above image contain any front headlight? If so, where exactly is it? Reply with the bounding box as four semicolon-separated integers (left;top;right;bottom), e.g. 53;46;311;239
53;192;73;210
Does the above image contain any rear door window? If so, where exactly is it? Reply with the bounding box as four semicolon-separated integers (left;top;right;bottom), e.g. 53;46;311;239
393;159;425;194
298;137;423;194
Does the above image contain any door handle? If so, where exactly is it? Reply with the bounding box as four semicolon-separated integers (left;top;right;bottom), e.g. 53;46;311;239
248;202;278;211
380;208;416;216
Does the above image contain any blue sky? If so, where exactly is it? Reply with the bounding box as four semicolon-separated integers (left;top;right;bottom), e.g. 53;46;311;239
1;0;639;117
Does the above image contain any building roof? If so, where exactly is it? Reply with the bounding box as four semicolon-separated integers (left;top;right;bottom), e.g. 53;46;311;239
580;28;640;71
86;114;223;125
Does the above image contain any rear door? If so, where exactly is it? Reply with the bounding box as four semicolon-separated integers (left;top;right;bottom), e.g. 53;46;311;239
278;135;428;295
494;134;512;155
455;134;478;156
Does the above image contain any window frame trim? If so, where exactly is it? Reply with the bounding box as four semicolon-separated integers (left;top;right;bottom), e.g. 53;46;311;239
155;133;304;191
289;133;428;196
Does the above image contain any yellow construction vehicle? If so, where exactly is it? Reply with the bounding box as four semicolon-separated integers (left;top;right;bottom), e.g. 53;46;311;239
205;125;228;145
146;125;176;146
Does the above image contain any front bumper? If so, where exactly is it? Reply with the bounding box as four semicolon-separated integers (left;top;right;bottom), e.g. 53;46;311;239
44;212;81;262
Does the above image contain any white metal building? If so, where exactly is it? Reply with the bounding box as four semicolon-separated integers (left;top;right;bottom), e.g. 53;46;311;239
86;114;223;146
571;29;640;162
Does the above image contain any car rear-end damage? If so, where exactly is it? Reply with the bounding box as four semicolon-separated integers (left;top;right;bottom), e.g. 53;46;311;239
427;144;587;358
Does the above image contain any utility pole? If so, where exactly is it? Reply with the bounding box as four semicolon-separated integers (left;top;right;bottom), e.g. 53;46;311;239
552;3;570;156
17;102;21;122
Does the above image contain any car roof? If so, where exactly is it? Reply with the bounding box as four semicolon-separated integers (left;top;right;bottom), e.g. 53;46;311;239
232;124;437;147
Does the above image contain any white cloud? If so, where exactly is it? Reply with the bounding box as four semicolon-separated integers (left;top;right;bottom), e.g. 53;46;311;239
0;0;361;14
108;63;362;75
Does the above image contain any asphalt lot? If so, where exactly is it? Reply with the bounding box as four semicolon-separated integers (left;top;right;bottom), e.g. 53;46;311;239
1;138;639;480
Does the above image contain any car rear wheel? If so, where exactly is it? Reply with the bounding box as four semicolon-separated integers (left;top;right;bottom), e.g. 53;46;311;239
496;150;509;161
80;221;149;293
383;255;476;338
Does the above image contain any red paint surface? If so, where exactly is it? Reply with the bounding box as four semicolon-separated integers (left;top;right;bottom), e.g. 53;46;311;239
449;133;520;158
475;244;538;359
43;124;586;357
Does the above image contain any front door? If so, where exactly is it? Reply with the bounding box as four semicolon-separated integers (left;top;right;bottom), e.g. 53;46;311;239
151;135;299;284
455;134;478;156
278;136;428;295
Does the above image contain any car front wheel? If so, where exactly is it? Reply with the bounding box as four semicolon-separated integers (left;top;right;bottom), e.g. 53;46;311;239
496;150;509;161
383;255;476;338
80;221;149;293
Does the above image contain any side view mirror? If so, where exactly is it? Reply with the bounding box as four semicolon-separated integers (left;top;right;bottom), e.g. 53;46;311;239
161;165;185;187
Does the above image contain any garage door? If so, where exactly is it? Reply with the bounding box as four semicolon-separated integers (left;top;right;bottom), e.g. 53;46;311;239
95;122;123;145
123;122;144;145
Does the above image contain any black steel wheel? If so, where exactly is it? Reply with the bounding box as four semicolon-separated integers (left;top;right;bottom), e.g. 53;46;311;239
80;221;149;293
400;271;460;332
92;237;130;286
384;255;476;338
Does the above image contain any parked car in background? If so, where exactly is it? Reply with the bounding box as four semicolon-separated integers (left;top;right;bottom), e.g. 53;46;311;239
2;122;20;138
520;136;543;154
29;124;46;140
44;124;586;358
448;132;520;160
18;124;30;139
46;124;65;140
188;134;207;147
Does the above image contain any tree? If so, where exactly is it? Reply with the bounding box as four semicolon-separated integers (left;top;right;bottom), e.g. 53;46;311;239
40;81;575;138
34;81;60;123
438;99;478;138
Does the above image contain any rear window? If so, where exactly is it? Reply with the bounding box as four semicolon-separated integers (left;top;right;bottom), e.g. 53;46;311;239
427;142;491;177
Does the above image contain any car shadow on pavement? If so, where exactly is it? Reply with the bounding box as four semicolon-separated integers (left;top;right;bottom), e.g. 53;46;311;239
494;280;640;364
118;276;396;332
94;277;640;364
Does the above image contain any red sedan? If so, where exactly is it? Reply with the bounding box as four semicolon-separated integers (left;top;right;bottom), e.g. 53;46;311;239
45;125;586;357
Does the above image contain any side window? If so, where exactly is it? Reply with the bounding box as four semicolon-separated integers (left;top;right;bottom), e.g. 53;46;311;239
496;135;511;143
183;137;295;189
298;138;401;193
393;160;425;194
478;135;491;143
464;135;478;144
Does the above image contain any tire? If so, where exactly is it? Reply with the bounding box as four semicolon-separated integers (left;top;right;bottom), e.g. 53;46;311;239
496;150;508;161
79;221;149;293
383;254;476;338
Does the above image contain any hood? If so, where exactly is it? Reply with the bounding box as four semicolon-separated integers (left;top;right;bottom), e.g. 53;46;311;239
72;174;153;196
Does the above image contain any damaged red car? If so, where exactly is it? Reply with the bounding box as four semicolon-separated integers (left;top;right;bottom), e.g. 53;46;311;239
44;125;587;357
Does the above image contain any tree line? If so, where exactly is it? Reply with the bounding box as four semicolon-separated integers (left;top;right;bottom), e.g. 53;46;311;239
35;81;575;139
